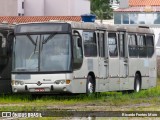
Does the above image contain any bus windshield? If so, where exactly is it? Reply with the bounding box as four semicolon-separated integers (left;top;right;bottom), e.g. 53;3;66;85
13;33;71;72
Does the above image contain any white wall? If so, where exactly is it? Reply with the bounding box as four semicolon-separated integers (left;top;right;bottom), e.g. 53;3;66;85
24;0;90;16
0;0;18;16
45;0;70;16
119;0;128;8
24;0;44;16
71;0;90;16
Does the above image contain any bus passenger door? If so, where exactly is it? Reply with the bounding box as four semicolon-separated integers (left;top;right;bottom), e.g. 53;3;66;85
97;31;109;91
108;33;120;91
118;32;129;90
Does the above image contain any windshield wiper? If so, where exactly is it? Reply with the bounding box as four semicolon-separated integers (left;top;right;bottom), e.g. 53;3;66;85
16;68;27;72
27;35;36;45
42;33;57;44
34;36;38;53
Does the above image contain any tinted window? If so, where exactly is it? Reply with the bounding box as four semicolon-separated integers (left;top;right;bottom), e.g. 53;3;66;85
137;35;147;57
128;34;138;57
83;31;97;57
73;34;83;69
108;33;118;57
146;35;154;57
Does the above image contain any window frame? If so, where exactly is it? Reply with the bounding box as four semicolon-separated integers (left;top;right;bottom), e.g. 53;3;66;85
128;33;138;57
146;35;154;57
83;31;98;57
108;32;118;57
137;34;147;58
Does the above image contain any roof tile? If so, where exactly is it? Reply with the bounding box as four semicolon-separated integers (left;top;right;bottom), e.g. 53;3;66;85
129;0;160;6
0;16;81;24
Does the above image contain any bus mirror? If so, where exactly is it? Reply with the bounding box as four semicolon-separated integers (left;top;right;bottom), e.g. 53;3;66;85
77;38;82;47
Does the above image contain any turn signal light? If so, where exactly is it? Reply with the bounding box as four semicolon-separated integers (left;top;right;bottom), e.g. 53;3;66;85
66;80;71;84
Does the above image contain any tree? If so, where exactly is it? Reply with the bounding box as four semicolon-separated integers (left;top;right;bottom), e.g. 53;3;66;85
91;0;113;22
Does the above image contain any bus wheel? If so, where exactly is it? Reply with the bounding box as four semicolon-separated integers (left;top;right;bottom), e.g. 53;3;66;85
86;75;95;94
134;74;141;92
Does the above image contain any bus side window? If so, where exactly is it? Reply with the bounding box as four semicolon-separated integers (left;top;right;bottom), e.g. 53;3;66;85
146;35;154;57
98;32;105;57
73;31;83;70
83;31;97;57
128;34;138;57
108;33;118;57
138;35;147;57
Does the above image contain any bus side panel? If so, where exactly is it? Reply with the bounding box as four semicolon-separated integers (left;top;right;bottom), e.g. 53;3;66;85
149;55;157;88
73;58;99;93
123;58;138;90
141;77;150;89
128;58;137;77
137;58;150;89
0;58;12;94
108;58;120;91
70;78;86;93
137;58;149;77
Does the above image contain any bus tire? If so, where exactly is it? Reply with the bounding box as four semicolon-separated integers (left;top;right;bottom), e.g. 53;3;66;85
86;75;95;94
134;74;141;92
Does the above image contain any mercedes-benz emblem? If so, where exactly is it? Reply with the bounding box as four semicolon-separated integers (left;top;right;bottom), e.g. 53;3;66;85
37;81;42;86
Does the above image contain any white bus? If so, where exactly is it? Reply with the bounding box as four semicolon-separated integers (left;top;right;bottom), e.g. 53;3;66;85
11;22;157;94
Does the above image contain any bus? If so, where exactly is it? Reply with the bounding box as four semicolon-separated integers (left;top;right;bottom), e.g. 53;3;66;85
0;23;14;93
11;21;157;94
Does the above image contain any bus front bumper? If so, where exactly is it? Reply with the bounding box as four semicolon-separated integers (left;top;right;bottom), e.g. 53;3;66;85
12;84;72;93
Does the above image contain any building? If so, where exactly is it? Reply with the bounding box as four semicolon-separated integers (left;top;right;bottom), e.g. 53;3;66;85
0;0;18;16
113;0;160;55
109;0;120;10
0;0;90;16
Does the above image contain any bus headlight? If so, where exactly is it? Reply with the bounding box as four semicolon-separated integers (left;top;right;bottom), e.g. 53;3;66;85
15;81;19;85
54;80;65;84
54;80;71;84
20;81;24;85
14;81;24;85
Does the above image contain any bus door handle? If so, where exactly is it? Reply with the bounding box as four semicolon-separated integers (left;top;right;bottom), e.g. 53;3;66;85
104;60;108;63
124;59;128;62
104;64;108;66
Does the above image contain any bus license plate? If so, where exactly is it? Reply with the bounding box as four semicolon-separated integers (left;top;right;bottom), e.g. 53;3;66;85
35;88;45;92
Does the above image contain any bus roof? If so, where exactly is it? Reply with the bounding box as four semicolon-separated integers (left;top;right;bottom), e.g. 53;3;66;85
16;21;118;32
15;21;154;34
117;25;154;34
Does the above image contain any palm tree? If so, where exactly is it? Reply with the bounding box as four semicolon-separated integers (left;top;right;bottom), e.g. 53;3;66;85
91;0;113;23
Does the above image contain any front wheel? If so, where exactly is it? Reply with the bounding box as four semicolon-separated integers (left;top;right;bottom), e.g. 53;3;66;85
86;75;95;94
134;74;141;92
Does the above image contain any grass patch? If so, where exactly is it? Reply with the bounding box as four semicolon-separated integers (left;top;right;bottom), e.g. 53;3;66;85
0;79;159;111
